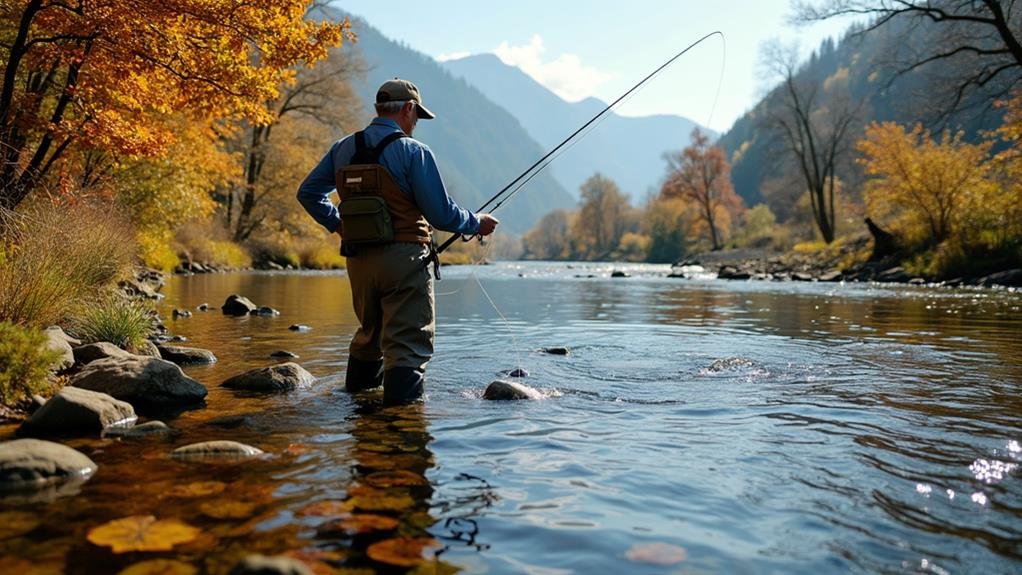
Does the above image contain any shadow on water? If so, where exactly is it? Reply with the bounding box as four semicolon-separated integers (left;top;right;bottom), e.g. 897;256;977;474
1;264;1020;573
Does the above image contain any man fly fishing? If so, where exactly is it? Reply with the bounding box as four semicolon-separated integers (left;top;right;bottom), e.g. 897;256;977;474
297;78;499;403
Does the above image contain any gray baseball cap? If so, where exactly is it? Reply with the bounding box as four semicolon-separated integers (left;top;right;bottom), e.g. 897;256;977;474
376;78;435;119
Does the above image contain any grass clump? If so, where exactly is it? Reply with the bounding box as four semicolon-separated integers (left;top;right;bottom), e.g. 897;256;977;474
0;203;135;327
0;321;61;405
72;297;154;351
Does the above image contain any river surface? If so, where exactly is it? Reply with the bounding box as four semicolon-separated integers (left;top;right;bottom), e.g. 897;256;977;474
2;262;1021;574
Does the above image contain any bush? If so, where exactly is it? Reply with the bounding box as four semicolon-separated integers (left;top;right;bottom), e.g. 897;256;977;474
0;203;136;327
72;296;154;351
299;242;346;269
137;228;181;272
0;321;61;406
174;220;252;269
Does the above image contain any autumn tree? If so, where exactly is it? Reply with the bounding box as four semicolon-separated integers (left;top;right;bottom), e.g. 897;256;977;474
661;128;744;250
0;0;349;212
762;41;861;243
570;174;632;260
857;121;996;247
522;209;573;260
795;1;1022;115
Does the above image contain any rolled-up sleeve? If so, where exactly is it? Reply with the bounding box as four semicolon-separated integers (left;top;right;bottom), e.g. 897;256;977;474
407;143;479;235
297;142;342;233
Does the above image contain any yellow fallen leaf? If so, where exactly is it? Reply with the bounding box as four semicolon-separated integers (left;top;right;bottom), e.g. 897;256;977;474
117;559;198;575
198;500;256;520
366;537;440;567
296;500;352;518
167;481;226;498
625;541;688;565
87;515;201;553
317;514;399;536
364;470;428;488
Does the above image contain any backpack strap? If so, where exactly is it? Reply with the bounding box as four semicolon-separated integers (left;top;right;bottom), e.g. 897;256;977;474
349;130;407;165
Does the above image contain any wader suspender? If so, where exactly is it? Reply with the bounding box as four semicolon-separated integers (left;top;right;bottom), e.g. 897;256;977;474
348;131;442;280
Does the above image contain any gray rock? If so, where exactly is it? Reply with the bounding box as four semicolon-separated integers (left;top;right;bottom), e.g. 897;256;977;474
909;277;927;285
819;270;844;282
502;367;529;378
135;340;162;358
221;363;315;393
196;303;210;311
29;394;47;413
171;440;264;460
718;266;752;280
250;306;280;317
978;269;1022;287
792;272;815;282
228;554;312;575
102;420;175;439
484;380;544;401
222;294;258;316
73;342;134;366
706;357;757;372
118;278;163;300
0;438;97;491
70;356;207;408
172;309;192;319
542;347;569;355
877;266;910;283
44;327;75;372
269;351;299;359
288;324;311;332
158;345;217;365
171;335;188;342
20;387;136;435
610;270;630;278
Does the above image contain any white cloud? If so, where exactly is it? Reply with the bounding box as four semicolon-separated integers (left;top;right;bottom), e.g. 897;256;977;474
436;51;472;62
493;35;612;102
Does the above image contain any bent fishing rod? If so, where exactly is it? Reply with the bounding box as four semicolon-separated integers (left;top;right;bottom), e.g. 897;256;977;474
436;30;724;256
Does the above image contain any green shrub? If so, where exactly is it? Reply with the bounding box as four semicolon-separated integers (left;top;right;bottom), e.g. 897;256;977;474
72;297;154;351
0;321;61;406
0;203;135;327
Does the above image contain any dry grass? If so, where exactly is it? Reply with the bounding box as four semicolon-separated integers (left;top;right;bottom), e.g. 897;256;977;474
0;203;136;327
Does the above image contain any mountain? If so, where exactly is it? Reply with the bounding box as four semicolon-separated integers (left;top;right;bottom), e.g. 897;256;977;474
443;53;710;199
324;11;575;234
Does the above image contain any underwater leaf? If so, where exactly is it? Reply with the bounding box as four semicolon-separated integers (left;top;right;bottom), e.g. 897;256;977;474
317;514;399;536
625;542;687;565
366;537;440;567
87;515;201;553
117;559;198;575
296;500;353;518
198;500;256;520
364;470;428;488
0;556;64;575
284;443;310;456
167;481;226;498
0;511;40;539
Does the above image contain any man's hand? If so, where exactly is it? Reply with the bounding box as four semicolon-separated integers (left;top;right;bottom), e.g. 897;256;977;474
477;213;499;236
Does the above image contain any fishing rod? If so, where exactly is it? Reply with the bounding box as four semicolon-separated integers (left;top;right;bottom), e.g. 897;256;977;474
436;30;725;256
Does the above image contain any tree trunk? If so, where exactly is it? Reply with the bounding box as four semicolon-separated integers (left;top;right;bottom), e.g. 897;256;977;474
865;217;898;261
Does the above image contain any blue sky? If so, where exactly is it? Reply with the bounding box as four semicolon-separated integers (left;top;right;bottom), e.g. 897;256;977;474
334;0;857;133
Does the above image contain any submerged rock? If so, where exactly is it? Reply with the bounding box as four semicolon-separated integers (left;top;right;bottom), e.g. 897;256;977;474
73;342;134;366
269;350;299;359
705;357;757;372
221;362;315;392
171;440;264;460
157;345;217;365
542;347;569;356
71;356;207;409
19;387;136;436
222;294;258;316
483;380;544;401
228;555;312;575
502;367;529;378
0;438;97;491
102;420;175;439
250;306;280;317
288;324;312;332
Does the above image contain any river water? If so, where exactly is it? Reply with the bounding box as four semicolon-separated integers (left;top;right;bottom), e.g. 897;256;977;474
2;262;1021;574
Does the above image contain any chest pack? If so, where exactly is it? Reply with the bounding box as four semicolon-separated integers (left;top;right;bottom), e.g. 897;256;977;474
335;131;408;245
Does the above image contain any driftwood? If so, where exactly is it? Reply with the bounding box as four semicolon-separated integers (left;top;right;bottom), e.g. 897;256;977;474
864;217;897;261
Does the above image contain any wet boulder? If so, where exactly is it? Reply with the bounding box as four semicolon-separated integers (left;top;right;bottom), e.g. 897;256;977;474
70;356;207;409
196;303;210;312
221;294;258;316
221;363;315;393
611;270;630;278
483;380;544;401
171;440;264;460
250;306;280;317
73;342;134;366
288;324;312;332
172;309;192;319
157;345;217;365
19;387;136;436
44;326;76;372
0;438;97;491
819;269;843;282
269;351;299;359
502;367;529;378
542;347;569;356
978;268;1022;287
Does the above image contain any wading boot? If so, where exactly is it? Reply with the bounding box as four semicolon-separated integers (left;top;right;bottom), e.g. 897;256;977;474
383;366;424;404
344;357;383;393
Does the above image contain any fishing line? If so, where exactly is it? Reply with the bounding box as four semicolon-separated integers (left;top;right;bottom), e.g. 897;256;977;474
437;30;726;255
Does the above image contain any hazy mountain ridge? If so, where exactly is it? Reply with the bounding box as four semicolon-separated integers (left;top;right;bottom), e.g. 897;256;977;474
322;9;575;233
443;53;710;199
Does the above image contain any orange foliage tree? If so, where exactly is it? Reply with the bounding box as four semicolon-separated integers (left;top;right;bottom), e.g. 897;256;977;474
857;122;996;248
660;128;744;250
0;0;349;211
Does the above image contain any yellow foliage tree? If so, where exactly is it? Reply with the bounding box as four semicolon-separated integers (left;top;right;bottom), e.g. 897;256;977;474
0;0;350;210
857;122;996;248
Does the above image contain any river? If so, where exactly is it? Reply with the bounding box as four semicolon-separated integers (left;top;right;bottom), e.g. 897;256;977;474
2;262;1020;574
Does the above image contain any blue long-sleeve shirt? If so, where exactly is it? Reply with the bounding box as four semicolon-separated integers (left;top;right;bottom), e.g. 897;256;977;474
297;118;479;236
